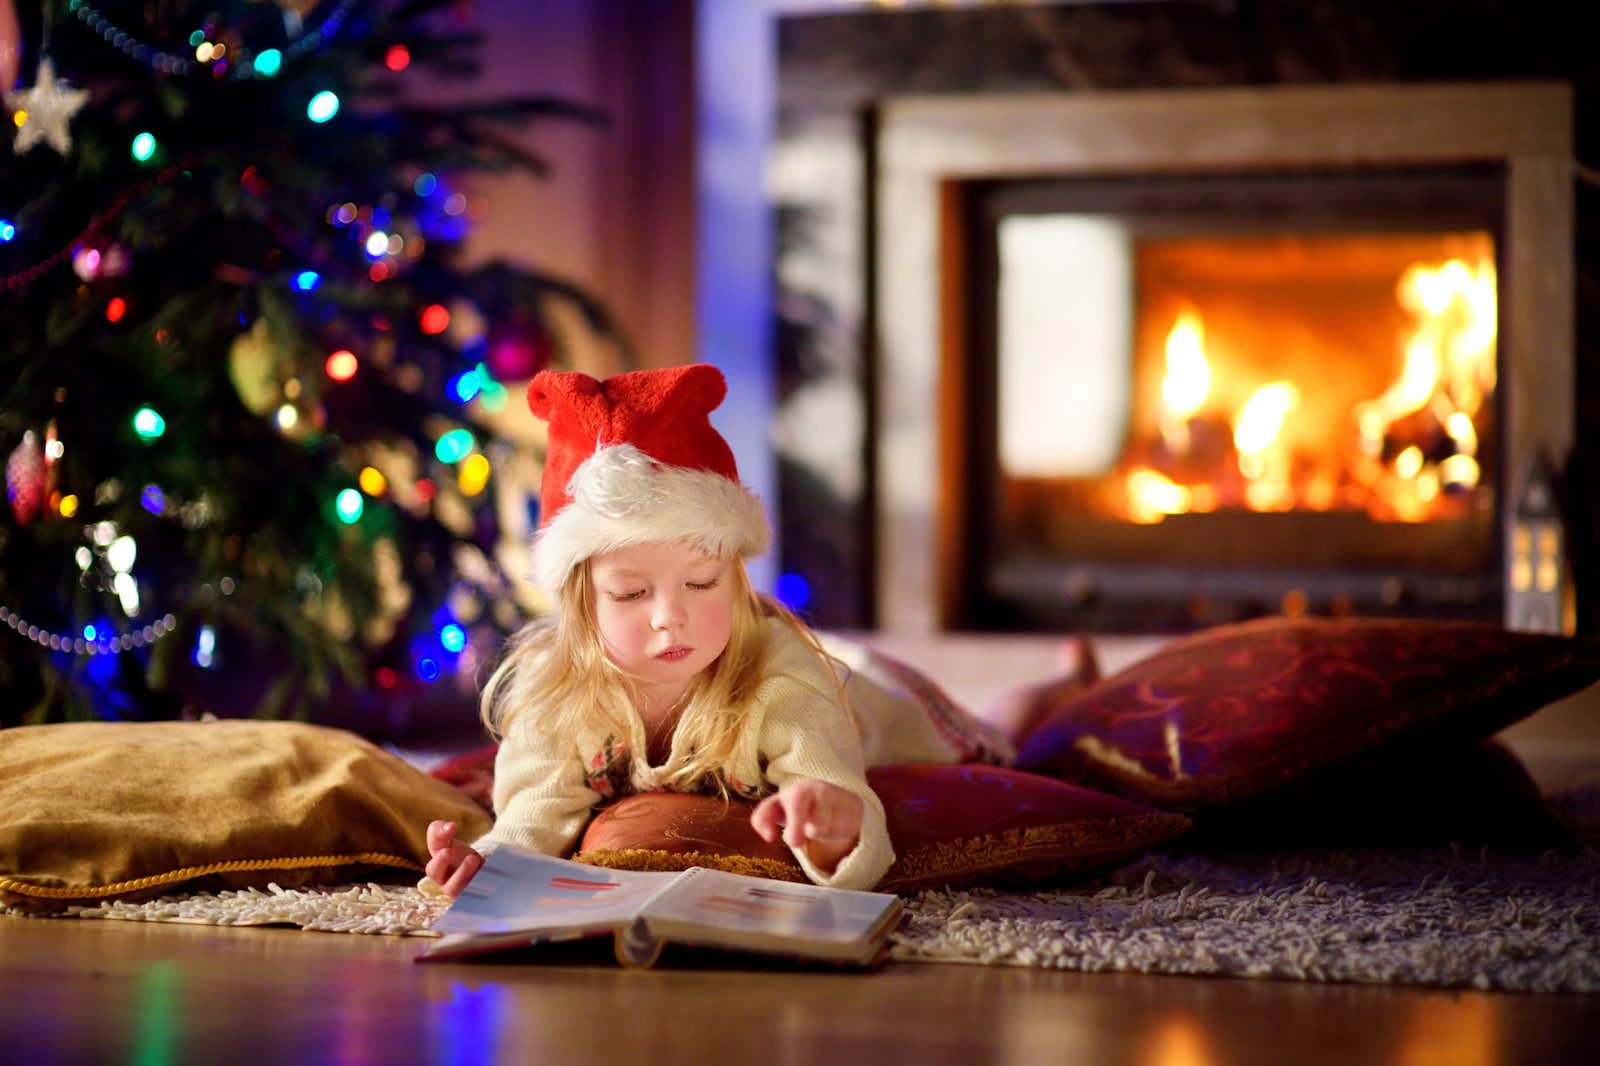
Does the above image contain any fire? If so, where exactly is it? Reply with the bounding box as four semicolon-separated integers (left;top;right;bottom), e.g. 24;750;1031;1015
1126;468;1192;524
1160;311;1210;454
1120;249;1495;524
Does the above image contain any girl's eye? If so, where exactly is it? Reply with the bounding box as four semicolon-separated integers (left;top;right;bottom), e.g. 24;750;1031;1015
687;578;721;592
608;589;646;602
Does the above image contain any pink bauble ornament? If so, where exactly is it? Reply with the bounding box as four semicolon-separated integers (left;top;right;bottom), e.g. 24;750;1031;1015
486;323;554;382
6;430;45;527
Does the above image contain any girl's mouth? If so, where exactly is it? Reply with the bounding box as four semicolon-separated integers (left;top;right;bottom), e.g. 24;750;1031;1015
657;645;693;663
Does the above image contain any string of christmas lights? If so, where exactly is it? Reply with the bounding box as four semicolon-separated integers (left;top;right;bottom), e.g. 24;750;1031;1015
68;0;357;81
1;163;187;290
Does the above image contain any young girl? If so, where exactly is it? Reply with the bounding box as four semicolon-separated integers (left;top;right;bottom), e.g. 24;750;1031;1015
425;363;1012;898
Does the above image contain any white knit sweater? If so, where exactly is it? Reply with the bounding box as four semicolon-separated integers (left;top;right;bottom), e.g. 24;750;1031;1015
469;619;1012;891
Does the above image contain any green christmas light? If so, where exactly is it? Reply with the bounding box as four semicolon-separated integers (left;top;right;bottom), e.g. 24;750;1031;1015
131;132;157;162
254;49;283;78
335;488;364;524
307;91;340;124
132;407;166;441
477;382;509;413
434;429;475;463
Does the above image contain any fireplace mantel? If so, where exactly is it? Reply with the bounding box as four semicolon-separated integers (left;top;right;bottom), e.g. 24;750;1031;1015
873;81;1573;631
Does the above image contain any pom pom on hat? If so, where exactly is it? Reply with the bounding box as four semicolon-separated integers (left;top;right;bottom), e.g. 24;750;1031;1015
526;364;770;591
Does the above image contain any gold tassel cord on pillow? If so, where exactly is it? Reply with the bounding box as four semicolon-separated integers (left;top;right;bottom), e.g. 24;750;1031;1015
576;848;810;884
0;853;422;906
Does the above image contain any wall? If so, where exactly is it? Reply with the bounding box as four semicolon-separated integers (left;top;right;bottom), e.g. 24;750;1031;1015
445;0;695;381
458;0;848;595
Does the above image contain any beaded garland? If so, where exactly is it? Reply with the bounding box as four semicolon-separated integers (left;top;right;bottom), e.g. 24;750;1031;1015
0;605;177;656
68;0;358;81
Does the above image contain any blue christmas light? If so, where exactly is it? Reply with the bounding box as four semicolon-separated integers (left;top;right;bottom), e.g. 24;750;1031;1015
0;220;15;242
448;370;482;403
131;132;157;162
307;90;340;123
254;49;284;77
774;572;813;613
439;623;466;654
192;624;217;669
291;270;322;292
140;485;165;514
417;658;440;682
83;624;98;642
414;173;438;197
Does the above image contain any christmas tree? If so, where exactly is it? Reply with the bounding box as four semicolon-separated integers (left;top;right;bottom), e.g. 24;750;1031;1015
0;0;629;726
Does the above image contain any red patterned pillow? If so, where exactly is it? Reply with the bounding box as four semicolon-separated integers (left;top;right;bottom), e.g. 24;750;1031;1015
429;744;497;813
1014;617;1600;812
573;764;1191;893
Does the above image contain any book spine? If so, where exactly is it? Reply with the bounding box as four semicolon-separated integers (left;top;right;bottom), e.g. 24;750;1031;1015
614;918;665;968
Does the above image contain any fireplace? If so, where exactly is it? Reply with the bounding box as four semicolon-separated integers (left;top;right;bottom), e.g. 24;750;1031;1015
770;6;1587;635
960;166;1507;630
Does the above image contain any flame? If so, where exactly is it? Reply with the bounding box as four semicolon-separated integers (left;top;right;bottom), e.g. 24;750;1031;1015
1127;468;1192;524
1233;382;1299;456
1160;311;1211;453
1361;254;1495;512
1112;244;1494;525
1446;411;1477;456
1162;311;1211;418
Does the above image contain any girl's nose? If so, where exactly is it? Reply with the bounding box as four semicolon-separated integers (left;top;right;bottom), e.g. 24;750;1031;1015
651;591;687;630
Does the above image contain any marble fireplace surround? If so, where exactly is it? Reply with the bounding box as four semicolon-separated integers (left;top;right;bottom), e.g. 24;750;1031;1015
871;82;1574;631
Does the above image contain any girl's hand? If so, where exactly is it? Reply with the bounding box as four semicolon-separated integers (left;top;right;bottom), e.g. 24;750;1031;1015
750;780;863;875
425;819;484;900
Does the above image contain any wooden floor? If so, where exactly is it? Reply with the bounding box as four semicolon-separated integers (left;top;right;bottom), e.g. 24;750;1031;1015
7;646;1598;1064
3;913;1598;1066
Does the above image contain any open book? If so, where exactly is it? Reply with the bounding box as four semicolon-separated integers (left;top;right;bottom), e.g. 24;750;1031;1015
415;845;905;969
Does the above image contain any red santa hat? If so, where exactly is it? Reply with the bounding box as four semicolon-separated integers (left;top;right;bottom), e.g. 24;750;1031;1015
525;363;770;592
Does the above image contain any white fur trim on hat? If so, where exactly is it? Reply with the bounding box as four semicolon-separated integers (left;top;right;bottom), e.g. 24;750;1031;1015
530;443;770;592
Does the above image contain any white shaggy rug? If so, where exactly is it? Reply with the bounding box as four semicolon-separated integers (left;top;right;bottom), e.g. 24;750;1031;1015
16;836;1598;993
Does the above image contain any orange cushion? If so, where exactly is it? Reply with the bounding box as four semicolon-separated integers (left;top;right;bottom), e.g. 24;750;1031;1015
574;763;1191;893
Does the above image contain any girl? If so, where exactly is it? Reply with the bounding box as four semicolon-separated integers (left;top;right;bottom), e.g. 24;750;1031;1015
425;364;1011;898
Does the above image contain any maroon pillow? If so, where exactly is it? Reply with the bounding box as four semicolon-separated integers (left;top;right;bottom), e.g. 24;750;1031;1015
573;763;1190;893
1014;616;1600;813
429;743;497;813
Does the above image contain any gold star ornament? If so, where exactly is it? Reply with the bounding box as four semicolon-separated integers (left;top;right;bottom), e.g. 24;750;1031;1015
6;58;90;156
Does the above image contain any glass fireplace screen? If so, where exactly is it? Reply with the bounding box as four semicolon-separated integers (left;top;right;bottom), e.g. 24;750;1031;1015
965;168;1506;629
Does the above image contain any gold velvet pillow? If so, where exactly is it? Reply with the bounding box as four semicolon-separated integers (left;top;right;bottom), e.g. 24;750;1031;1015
0;719;493;913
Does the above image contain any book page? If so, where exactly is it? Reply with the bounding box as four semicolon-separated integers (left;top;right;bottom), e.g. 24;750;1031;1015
642;868;903;951
429;846;679;937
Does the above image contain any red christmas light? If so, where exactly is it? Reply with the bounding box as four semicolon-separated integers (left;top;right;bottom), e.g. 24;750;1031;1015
419;304;450;335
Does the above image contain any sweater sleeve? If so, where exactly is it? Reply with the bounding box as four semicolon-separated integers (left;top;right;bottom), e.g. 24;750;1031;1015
465;719;600;860
749;634;894;891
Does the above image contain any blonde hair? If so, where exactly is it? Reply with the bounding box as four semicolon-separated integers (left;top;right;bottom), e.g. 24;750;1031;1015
480;553;849;795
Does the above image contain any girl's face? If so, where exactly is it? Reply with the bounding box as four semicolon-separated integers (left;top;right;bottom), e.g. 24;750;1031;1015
589;540;736;701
